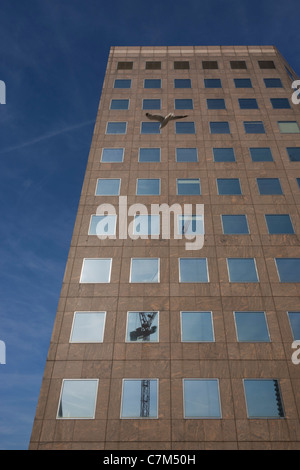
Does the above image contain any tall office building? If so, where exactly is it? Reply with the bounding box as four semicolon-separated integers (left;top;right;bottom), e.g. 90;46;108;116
30;46;300;450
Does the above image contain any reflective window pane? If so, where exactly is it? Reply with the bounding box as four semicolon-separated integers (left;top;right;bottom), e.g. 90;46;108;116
144;79;161;89
130;258;159;283
96;178;120;195
257;178;282;195
234;78;252;88
80;259;112;283
179;258;208;283
217;178;241;195
106;122;127;134
244;379;284;418
101;148;124;163
221;215;249;234
239;98;258;109
270;98;290;109
174;79;191;88
249;147;273;162
141;122;160;134
213;148;235;162
114;79;131;89
183;379;221;418
265;214;294;234
178;215;204;235
142;99;161;110
121;379;158;418
175;99;193;110
175;122;195;134
278;121;300;133
136;178;160;195
181;311;214;342
70;312;106;343
210;121;230;134
244;121;265;133
89;215;117;236
234;311;270;342
264;78;282;88
139;148;161;162
288;312;300;340
204;78;222;88
227;258;259;282
286;147;300;162
126;312;158;342
176;148;198;162
110;99;129;110
207;99;226;110
133;215;160;236
57;379;98;418
275;258;300;282
177;178;201;195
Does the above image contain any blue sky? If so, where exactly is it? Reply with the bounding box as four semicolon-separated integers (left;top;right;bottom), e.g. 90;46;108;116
0;0;299;450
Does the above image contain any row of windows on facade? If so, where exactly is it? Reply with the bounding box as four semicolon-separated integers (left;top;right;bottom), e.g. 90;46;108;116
100;146;300;163
113;77;285;90
78;257;300;284
67;310;300;344
57;377;285;420
116;59;278;71
104;120;300;135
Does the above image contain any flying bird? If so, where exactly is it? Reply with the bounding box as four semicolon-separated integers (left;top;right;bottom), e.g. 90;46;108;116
145;112;188;129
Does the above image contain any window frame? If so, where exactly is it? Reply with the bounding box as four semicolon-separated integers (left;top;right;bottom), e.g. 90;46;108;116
234;311;270;342
101;148;124;163
183;378;222;419
264;214;294;234
217;178;242;195
243;379;285;419
179;257;209;283
180;311;214;342
105;121;127;134
110;99;130;110
176;178;201;195
95;178;121;196
69;311;106;343
129;258;160;283
226;257;259;283
126;311;159;343
221;214;249;235
120;378;159;419
88;214;117;236
80;258;112;284
138;147;161;162
136;178;160;196
57;379;99;419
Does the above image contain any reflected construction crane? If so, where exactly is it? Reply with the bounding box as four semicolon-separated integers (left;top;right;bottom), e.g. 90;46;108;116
129;312;157;342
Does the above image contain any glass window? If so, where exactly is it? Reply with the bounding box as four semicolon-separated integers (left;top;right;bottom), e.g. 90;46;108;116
207;99;226;110
264;78;282;88
178;215;204;235
101;148;124;163
145;61;161;70
227;258;259;282
175;121;196;134
286;147;300;162
88;215;116;236
142;99;161;110
144;79;161;89
174;79;191;88
106;122;127;134
139;148;161;162
258;60;275;69
80;258;112;283
210;122;230;134
230;60;247;69
217;178;242;195
221;215;249;234
114;79;131;89
96;178;120;195
275;258;300;282
174;61;189;69
110;99;129;110
177;178;201;195
213;148;235;162
57;379;98;419
121;379;158;418
204;78;222;88
175;99;193;110
244;121;265;133
126;312;158;342
257;178;282;195
133;214;160;236
243;379;284;418
278;121;300;133
117;62;133;70
136;178;160;195
183;379;221;418
249;147;273;162
265;214;294;234
270;98;291;109
234;78;252;88
297;178;300;190
288;312;300;340
176;148;198;162
179;258;209;283
70;312;106;343
141;122;160;134
181;311;214;342
202;61;218;69
130;258;159;283
238;98;258;109
234;311;270;342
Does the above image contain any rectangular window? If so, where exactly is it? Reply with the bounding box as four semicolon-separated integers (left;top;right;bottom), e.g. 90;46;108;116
174;99;193;110
70;312;106;343
114;79;131;89
183;379;221;418
249;147;273;162
278;121;300;133
179;258;209;283
213;148;235;162
217;178;242;195
270;98;291;109
57;379;98;419
176;148;198;162
80;258;112;283
110;99;129;110
207;99;226;110
243;379;284;418
96;178;120;195
204;78;222;88
177;178;201;195
275;258;300;282
234;78;252;88
257;178;282;195
210;122;230;134
178;215;204;235
230;60;247;69
286;147;300;162
288;312;300;340
239;98;258;109
174;79;191;88
121;379;158;418
106;122;127;134
258;60;275;69
142;99;161;110
141;122;160;134
130;258;159;283
202;61;218;69
221;215;249;234
133;214;160;236
117;62;133;70
136;178;160;195
227;258;259;282
175;121;195;134
181;311;214;342
126;312;159;342
174;61;189;69
234;311;270;342
265;214;294;234
244;121;265;134
264;78;282;88
145;61;161;70
297;178;300;189
139;148;161;162
144;79;161;89
88;215;117;236
101;148;124;163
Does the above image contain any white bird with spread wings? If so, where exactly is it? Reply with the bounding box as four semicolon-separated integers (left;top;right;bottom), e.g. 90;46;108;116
145;112;188;129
